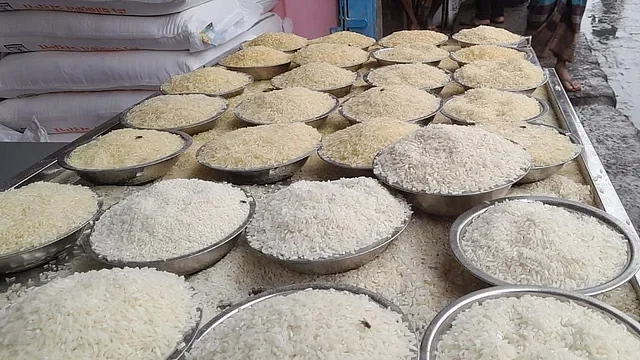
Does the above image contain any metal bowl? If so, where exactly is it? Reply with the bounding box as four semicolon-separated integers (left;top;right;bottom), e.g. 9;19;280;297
166;307;203;360
449;196;640;296
240;41;304;54
58;130;192;186
339;59;370;72
371;47;449;67
160;73;253;99
121;95;229;135
363;68;452;95
221;62;292;81
316;146;374;178
420;285;640;359
449;45;532;66
270;73;358;99
440;95;550;126
0;199;102;275
182;283;417;359
339;95;443;127
377;37;449;49
248;215;411;275
451;33;530;48
453;68;549;95
234;94;339;128
83;190;255;276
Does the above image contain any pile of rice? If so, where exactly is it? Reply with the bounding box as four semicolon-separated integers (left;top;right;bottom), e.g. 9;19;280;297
508;174;594;204
373;125;531;194
160;67;252;95
309;30;376;48
244;32;308;52
453;25;522;45
340;85;441;122
378;30;448;47
66;128;185;169
366;63;450;89
452;44;527;63
0;182;98;256
186;288;417;360
234;87;336;124
293;43;370;67
442;88;542;124
124;94;228;129
271;62;357;90
375;44;449;63
435;294;640;359
460;200;628;290
197;123;321;169
246;177;411;260
0;268;199;360
455;59;545;90
90;179;251;262
220;46;291;67
319;119;419;168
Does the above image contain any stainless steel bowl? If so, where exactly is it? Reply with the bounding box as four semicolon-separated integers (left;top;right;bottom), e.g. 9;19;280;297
234;94;339;128
221;62;292;81
166;307;203;360
0;199;102;275
248;216;411;275
240;41;304;54
451;33;530;48
83;190;255;276
363;68;452;95
160;73;253;99
339;95;443;127
440;95;550;126
449;45;532;66
316;146;374;178
182;283;417;359
270;73;358;99
453;68;549;95
449;196;640;296
371;47;449;67
339;59;370;72
420;285;640;359
58;130;192;186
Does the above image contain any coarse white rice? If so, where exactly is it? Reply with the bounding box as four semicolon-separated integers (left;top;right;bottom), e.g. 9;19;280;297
0;182;98;256
435;295;640;359
340;85;441;122
442;88;542;124
0;268;198;360
455;59;545;91
461;200;628;289
373;124;531;194
196;123;321;169
453;25;522;45
220;46;291;67
186;288;417;360
316;110;351;135
271;62;357;90
66;128;185;169
246;177;411;260
124;94;228;129
293;43;370;67
160;67;253;95
90;179;250;262
244;32;308;52
309;30;377;48
378;30;449;47
319;119;419;167
508;174;594;204
234;87;336;124
376;44;449;63
366;63;450;89
451;44;527;63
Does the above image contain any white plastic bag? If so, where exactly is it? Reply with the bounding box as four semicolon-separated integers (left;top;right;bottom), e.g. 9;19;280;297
0;118;49;142
0;0;211;16
254;0;278;13
0;0;262;52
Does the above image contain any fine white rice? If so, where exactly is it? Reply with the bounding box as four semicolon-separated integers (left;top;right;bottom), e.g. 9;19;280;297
244;32;308;52
452;44;527;63
293;43;370;67
378;30;449;47
124;94;228;129
442;88;542;124
375;44;449;63
461;200;629;290
453;25;522;45
309;30;377;48
271;62;357;90
455;59;545;91
340;85;441;122
160;67;253;95
366;63;450;89
508;174;594;204
234;87;336;124
220;46;291;67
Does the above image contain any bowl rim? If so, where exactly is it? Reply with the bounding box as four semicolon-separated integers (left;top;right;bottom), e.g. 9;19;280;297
453;66;549;93
450;31;529;47
166;306;204;360
371;47;451;65
363;66;452;91
270;70;358;93
159;71;254;98
439;94;550;125
377;32;449;48
234;92;339;126
239;40;306;53
449;44;533;65
220;60;292;71
316;144;374;171
517;123;583;170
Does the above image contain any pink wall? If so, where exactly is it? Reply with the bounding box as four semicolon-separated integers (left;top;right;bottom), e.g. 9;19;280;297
272;0;339;39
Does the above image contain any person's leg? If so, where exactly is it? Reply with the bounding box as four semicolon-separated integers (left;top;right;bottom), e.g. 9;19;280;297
490;0;505;23
425;0;445;29
465;0;491;25
555;59;580;91
398;0;421;29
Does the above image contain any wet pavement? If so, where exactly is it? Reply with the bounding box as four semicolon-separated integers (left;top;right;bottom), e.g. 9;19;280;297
583;0;640;128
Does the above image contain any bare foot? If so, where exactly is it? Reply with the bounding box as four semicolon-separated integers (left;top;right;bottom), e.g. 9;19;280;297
410;21;421;30
491;16;505;24
460;18;491;26
556;60;582;92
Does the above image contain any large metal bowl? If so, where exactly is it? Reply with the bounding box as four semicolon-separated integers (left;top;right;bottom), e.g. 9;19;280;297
0;199;102;275
58;130;192;186
339;95;443;127
234;94;339;129
371;47;449;67
419;285;640;359
363;68;452;95
221;61;292;81
449;45;532;66
83;190;255;276
440;95;550;126
451;33;531;48
166;307;203;360
160;73;253;99
270;73;358;98
316;146;375;178
248;216;411;275
240;41;305;54
453;68;549;95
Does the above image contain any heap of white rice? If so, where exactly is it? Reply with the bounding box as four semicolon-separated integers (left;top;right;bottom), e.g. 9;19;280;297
186;288;417;360
375;44;449;63
246;177;411;260
366;63;450;89
455;59;545;90
271;62;357;90
319;119;419;168
0;268;199;360
373;125;531;194
220;46;291;67
234;87;336;124
452;44;527;63
378;30;448;47
124;94;228;129
293;43;370;67
0;182;98;256
309;30;376;48
90;179;251;262
435;295;640;359
244;32;308;52
460;200;628;289
340;85;441;122
66;128;185;169
442;88;542;124
508;174;594;204
160;67;252;95
453;25;522;45
197;123;321;169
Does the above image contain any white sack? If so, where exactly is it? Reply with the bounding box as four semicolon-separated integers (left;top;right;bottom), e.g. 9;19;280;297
0;118;49;142
0;0;211;16
255;0;278;13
